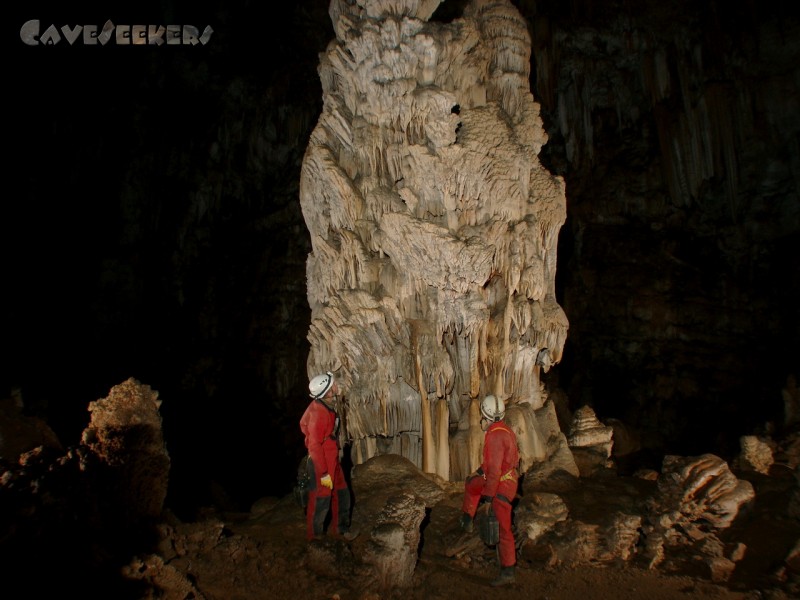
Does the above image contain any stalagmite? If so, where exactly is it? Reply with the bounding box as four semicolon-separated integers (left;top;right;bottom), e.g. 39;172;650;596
300;0;569;481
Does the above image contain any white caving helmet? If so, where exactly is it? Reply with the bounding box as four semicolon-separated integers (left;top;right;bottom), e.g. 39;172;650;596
309;371;335;399
480;394;505;422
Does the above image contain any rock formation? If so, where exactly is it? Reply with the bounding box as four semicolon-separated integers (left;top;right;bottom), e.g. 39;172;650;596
3;378;800;598
300;0;569;483
0;378;170;596
567;404;614;476
81;377;171;524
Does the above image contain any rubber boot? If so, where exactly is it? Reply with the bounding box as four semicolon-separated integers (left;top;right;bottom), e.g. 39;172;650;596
490;565;515;587
336;488;351;530
458;512;473;533
312;496;331;538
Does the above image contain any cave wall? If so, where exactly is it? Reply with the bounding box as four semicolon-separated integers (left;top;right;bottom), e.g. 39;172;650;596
7;1;335;511
528;0;800;460
6;0;800;510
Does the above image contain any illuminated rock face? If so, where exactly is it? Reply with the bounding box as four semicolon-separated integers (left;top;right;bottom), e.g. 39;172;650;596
299;0;569;481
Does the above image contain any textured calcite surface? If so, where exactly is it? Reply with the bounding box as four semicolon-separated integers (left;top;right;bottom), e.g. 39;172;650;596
299;0;568;481
81;377;170;521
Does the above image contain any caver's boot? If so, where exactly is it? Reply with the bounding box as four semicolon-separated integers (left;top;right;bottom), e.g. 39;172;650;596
490;565;515;587
336;489;359;540
338;516;360;541
458;512;474;533
340;525;360;541
311;496;330;539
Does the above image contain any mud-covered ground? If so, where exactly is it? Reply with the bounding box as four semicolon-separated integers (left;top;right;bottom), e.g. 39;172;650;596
187;464;798;600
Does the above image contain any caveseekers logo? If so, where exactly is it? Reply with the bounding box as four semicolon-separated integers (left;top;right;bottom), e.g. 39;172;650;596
20;19;213;46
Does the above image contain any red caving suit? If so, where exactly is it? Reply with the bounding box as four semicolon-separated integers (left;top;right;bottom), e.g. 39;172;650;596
300;397;350;540
461;420;520;567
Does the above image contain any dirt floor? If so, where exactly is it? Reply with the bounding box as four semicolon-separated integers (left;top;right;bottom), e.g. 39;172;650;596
208;467;798;600
219;505;762;600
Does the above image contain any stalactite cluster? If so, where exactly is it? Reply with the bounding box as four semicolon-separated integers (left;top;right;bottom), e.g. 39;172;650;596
300;0;569;481
536;8;750;211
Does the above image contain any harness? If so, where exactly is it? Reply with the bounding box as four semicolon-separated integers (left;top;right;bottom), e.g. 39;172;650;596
315;398;341;440
500;469;517;481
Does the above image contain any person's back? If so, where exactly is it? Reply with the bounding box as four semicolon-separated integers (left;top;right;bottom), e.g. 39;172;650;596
459;395;520;586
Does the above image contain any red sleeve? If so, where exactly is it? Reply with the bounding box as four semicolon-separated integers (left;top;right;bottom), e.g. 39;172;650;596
300;402;329;476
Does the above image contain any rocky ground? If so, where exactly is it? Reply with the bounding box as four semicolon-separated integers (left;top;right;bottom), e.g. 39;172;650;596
124;456;799;600
3;383;800;600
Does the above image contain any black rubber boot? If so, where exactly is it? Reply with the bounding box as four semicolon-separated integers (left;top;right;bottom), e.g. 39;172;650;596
490;566;515;587
312;496;331;538
336;488;352;530
458;512;474;533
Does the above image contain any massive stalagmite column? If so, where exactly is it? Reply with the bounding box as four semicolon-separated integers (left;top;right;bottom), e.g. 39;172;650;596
300;0;569;481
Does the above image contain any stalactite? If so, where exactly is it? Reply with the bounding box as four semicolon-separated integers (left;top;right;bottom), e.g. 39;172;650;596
300;0;569;481
468;396;482;473
414;338;435;475
435;398;450;477
506;403;547;471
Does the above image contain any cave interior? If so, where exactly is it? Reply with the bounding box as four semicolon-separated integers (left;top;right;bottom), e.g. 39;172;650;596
4;0;799;519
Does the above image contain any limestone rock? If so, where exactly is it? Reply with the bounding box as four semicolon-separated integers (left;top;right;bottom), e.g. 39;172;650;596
300;0;568;484
568;405;614;450
515;491;568;543
360;492;427;591
567;405;614;476
641;453;755;571
656;454;755;530
351;453;450;514
81;377;170;522
737;434;774;475
606;417;642;459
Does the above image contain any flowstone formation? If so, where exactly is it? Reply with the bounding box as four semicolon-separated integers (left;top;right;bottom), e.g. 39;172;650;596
299;0;569;482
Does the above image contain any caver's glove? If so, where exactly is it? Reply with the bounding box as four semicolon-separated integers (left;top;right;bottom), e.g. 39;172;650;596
477;495;493;518
466;467;486;485
320;474;333;489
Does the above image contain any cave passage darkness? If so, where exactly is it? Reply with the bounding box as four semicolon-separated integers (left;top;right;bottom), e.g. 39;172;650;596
5;0;799;517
